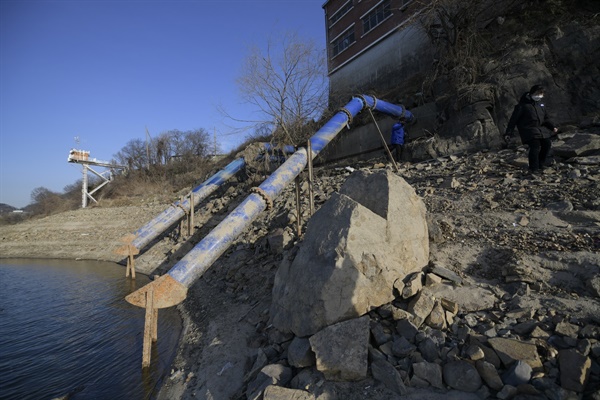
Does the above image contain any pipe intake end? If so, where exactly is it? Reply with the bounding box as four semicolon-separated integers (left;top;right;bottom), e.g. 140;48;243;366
125;274;188;308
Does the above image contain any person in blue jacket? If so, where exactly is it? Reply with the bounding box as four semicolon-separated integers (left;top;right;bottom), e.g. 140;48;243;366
390;117;408;162
504;84;558;173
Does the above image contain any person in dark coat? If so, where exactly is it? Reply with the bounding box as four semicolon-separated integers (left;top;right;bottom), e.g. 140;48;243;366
504;84;558;173
390;117;408;162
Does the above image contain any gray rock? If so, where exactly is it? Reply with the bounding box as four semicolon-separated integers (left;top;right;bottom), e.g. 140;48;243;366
413;361;444;389
475;360;504;390
429;262;463;285
407;290;436;328
429;282;496;312
247;364;293;400
497;385;518;400
555;321;580;338
396;319;419;342
502;360;532;386
270;171;428;336
288;337;316;368
443;360;482;392
392;335;416;357
488;337;543;369
558;348;591;392
309;316;370;381
370;359;407;395
425;300;447;330
553;132;600;158
418;337;439;362
402;272;424;299
263;385;314;400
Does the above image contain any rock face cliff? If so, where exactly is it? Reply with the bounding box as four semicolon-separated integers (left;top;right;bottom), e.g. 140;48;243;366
397;0;600;161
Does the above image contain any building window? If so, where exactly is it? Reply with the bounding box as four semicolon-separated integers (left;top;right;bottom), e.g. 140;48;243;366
332;26;355;57
362;0;391;34
329;0;353;27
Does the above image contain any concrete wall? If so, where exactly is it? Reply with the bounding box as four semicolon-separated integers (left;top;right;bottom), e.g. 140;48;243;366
317;102;437;164
329;25;434;105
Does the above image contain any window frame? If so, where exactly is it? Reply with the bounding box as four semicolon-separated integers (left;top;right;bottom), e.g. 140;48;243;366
329;0;354;28
330;24;356;58
361;0;392;35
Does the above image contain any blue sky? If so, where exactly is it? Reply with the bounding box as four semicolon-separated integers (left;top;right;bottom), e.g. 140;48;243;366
0;0;326;208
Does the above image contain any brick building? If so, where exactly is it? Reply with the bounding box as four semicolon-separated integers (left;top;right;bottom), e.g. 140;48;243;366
322;0;433;105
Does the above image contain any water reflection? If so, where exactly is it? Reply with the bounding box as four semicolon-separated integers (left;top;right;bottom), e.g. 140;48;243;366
0;259;182;400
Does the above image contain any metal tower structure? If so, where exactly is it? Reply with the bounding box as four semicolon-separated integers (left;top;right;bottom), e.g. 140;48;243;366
67;149;127;208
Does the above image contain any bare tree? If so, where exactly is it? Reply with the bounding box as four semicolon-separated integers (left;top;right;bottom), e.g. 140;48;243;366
234;32;328;146
114;138;147;170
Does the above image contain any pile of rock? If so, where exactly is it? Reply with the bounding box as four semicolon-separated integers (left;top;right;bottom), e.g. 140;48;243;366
159;130;599;400
244;262;600;400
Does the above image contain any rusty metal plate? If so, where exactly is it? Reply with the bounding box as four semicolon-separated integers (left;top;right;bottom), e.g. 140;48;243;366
125;274;188;309
114;244;140;256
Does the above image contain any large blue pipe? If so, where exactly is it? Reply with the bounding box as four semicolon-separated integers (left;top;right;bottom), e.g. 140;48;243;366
129;158;246;252
128;144;297;253
167;95;412;287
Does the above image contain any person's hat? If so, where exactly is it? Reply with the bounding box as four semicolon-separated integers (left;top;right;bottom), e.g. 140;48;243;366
529;84;545;95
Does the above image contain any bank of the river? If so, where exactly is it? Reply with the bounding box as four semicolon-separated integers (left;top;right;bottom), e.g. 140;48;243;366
0;204;167;262
2;138;599;399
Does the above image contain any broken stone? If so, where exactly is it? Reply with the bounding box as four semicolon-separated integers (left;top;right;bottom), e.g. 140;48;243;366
441;298;459;314
558;348;591;392
413;361;444;389
392;335;416;357
425;273;443;286
502;360;532;386
370;359;407;395
309;316;369;381
425;300;446;330
488;337;542;369
429;262;463;285
247;364;293;400
496;384;518;400
555;321;580;338
443;360;482;392
263;385;314;400
396;319;419;342
418;337;439;362
475;360;503;390
407;290;436;328
402;272;424;299
287;337;316;368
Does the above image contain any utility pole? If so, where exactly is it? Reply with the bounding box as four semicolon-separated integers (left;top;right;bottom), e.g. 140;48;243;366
213;127;217;157
145;127;151;170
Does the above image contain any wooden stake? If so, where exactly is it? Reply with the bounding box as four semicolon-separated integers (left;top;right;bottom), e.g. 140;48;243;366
179;196;185;239
142;287;155;368
307;140;314;216
294;176;301;237
188;193;194;237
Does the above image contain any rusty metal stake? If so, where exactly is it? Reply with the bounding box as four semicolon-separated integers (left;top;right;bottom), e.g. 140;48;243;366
294;176;301;236
307;140;314;216
367;108;399;172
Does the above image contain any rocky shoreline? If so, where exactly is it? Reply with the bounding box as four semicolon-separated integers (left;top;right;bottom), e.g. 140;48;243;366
1;131;599;399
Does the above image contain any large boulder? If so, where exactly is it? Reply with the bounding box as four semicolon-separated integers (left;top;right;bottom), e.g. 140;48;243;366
270;170;428;336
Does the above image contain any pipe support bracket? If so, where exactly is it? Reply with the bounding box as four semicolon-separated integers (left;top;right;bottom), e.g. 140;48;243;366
250;187;273;211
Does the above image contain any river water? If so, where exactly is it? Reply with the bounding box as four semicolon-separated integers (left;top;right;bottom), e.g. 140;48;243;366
0;259;182;400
